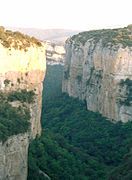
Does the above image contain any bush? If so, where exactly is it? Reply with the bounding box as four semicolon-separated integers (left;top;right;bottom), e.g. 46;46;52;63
8;89;35;103
119;79;132;106
4;79;10;86
0;100;30;142
0;89;35;142
76;75;82;82
64;67;70;80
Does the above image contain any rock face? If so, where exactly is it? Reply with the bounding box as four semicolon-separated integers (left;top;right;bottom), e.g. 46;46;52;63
62;26;132;122
0;134;29;180
46;41;65;64
0;28;46;179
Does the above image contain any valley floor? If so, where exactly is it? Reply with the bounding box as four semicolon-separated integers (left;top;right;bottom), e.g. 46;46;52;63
28;65;132;180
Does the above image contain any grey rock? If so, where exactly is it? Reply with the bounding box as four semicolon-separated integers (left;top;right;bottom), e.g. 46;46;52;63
62;37;132;122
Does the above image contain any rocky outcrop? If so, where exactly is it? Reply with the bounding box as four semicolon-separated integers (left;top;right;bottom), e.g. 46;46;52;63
46;41;65;64
62;25;132;122
0;28;46;179
0;134;29;180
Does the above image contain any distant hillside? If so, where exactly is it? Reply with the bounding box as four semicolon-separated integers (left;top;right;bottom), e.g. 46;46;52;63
7;27;80;44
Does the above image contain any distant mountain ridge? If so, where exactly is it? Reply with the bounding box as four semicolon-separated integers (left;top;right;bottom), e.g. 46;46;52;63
7;27;80;44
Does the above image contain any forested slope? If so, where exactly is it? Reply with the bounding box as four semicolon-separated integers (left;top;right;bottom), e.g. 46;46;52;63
28;65;132;180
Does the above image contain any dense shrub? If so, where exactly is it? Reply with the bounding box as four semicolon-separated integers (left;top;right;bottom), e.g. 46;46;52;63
0;89;34;142
0;101;30;142
28;65;132;180
8;89;35;103
28;92;132;180
119;78;132;106
108;151;132;180
4;79;10;86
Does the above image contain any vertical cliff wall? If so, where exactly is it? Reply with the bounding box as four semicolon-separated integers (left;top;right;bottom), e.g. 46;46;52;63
0;28;46;179
62;25;132;122
46;41;65;64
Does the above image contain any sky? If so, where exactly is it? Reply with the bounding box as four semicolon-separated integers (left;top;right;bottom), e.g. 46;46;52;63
0;0;131;30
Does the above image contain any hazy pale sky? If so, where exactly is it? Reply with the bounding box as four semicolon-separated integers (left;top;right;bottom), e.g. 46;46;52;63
0;0;131;30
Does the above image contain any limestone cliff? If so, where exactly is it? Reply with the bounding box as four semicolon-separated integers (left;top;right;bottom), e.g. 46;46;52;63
46;41;65;65
62;25;132;122
0;27;46;179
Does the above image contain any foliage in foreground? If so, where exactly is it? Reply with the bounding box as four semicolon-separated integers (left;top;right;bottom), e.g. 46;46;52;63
28;94;132;180
28;65;132;180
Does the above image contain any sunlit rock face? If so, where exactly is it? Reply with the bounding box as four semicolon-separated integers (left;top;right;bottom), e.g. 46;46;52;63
0;43;46;137
0;28;46;179
46;41;65;64
62;26;132;122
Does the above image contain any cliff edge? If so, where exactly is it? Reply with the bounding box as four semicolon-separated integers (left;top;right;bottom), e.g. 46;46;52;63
0;27;46;179
62;25;132;122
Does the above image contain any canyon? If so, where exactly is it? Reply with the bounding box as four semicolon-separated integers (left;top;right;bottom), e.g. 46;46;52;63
7;27;79;44
0;25;132;180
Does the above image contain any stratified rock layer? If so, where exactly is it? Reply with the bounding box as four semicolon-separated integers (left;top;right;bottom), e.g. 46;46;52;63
46;41;65;64
62;26;132;122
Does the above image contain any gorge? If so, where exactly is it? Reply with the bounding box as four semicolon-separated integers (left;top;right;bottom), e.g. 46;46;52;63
0;25;132;180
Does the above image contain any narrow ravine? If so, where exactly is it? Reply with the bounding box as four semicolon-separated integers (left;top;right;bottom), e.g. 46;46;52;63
28;64;132;180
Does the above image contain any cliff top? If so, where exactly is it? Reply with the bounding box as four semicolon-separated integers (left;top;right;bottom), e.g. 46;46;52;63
0;26;42;50
70;25;132;47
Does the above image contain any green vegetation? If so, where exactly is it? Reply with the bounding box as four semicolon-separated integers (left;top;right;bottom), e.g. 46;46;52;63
17;78;21;84
28;65;132;180
64;67;70;80
28;129;107;180
119;78;132;106
4;79;11;86
0;26;42;49
8;89;35;103
76;74;82;82
0;92;30;142
120;78;132;87
0;88;35;142
71;25;132;47
108;151;132;180
43;65;63;101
